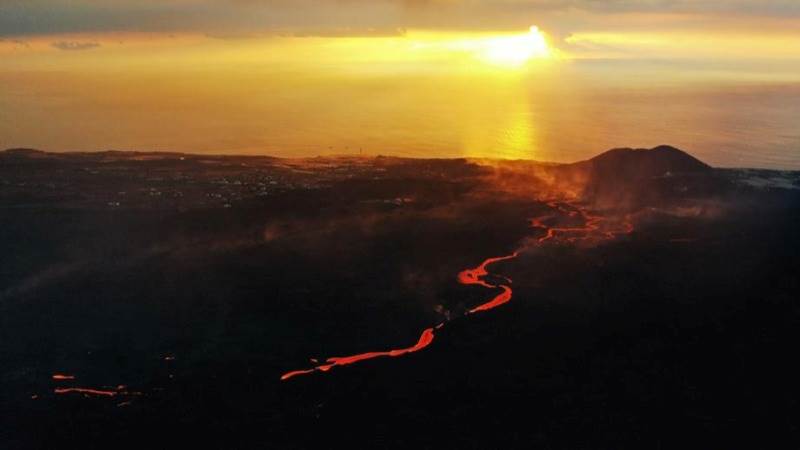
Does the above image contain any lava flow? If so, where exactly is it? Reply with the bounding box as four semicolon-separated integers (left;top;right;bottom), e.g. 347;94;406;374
52;373;143;400
280;251;520;381
54;387;118;397
457;253;518;314
52;374;76;380
280;327;436;381
280;200;633;381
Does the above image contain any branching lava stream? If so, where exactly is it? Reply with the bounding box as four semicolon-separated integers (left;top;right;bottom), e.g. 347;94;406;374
280;200;633;381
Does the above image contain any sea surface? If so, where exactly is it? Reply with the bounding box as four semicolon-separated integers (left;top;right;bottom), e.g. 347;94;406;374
2;58;799;169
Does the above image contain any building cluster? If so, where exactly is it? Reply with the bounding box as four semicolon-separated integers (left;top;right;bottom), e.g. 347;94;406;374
0;153;400;211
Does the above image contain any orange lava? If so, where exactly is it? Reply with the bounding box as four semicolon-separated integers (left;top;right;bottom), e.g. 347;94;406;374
280;368;317;381
52;374;76;380
531;201;633;243
54;387;118;397
457;253;518;287
281;199;635;381
457;252;518;314
469;285;513;314
280;328;436;381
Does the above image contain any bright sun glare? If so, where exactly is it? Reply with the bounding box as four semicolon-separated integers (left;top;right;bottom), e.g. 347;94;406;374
482;26;552;66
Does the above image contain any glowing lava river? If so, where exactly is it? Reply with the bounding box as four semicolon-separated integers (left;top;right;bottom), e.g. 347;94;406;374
281;200;632;381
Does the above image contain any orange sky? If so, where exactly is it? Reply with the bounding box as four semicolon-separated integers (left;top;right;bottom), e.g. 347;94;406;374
2;1;799;168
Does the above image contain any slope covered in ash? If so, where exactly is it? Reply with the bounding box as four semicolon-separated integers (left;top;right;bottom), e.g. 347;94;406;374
547;145;723;209
588;145;711;175
1;147;799;449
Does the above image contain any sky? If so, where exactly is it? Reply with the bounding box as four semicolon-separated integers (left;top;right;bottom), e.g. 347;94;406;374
3;0;800;51
1;1;799;167
1;0;800;34
3;0;800;79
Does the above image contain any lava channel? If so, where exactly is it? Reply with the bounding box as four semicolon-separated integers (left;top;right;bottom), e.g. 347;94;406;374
281;327;436;381
280;200;632;381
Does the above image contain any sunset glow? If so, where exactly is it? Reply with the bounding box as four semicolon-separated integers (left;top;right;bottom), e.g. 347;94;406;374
481;26;552;66
2;9;799;167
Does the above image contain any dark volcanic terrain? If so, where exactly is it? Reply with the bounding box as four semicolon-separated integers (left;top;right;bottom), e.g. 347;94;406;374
1;146;799;449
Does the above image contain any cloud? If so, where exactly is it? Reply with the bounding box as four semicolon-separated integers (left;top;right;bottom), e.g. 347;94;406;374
0;38;30;48
0;0;799;38
51;40;101;51
291;27;408;38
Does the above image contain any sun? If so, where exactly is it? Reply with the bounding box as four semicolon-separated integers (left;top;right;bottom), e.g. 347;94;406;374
482;26;552;66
